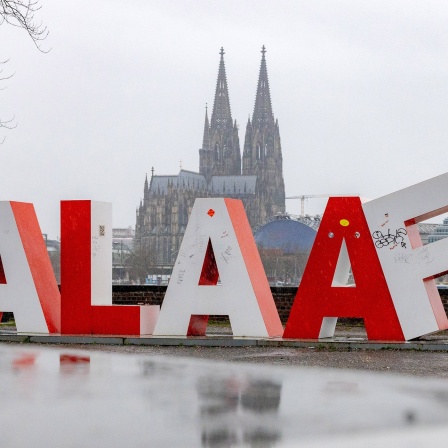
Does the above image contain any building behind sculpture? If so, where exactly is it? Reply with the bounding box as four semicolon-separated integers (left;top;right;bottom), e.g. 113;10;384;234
254;215;317;286
426;218;448;244
417;222;437;245
135;47;285;272
112;227;135;283
43;234;60;284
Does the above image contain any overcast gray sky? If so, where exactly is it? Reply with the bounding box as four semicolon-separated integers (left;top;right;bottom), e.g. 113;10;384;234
2;0;448;238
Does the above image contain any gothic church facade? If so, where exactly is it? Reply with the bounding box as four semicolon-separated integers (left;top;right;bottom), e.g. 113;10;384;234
135;47;285;267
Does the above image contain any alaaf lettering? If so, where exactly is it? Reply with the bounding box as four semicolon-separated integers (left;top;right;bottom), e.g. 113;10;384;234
1;172;448;340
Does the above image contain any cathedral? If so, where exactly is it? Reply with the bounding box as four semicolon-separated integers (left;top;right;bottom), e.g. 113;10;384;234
135;46;286;267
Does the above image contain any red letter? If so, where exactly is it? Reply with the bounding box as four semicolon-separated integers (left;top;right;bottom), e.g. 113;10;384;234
61;200;158;335
283;197;404;341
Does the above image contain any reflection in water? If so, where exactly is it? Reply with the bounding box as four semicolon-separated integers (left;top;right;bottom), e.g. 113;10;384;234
138;359;283;446
59;354;90;374
241;380;282;413
198;376;282;447
198;377;240;416
243;429;280;447
140;360;183;377
202;429;237;447
7;348;448;447
12;353;37;369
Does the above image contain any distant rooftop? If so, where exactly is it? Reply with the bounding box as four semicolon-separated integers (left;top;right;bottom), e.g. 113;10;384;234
254;215;317;254
112;227;134;238
149;169;256;196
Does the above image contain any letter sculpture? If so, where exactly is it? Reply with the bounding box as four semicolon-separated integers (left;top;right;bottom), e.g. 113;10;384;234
61;200;159;335
284;197;404;341
0;202;60;333
363;173;448;340
153;198;283;337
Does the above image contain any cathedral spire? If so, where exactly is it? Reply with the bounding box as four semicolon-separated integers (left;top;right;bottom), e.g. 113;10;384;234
210;47;232;130
202;104;211;150
252;45;274;129
200;47;241;178
144;173;149;200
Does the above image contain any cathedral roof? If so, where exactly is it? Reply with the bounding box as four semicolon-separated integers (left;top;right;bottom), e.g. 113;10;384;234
149;176;177;195
149;170;256;196
150;170;208;194
209;175;256;195
178;169;206;180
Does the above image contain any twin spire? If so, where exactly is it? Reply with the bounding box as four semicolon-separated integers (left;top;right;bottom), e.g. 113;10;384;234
202;46;274;149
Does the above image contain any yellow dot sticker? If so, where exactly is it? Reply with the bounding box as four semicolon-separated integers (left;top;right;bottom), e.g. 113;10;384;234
340;219;350;227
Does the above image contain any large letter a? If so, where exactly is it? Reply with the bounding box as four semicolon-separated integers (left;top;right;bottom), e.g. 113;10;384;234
153;198;283;337
283;197;404;341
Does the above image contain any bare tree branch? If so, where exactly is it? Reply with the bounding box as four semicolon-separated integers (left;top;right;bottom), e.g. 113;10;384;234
0;2;48;142
0;114;16;129
0;59;14;81
0;59;17;142
0;63;15;90
0;0;49;52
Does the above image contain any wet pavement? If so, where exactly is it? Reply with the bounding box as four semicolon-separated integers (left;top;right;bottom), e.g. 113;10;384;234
2;324;448;380
2;343;448;447
25;341;448;379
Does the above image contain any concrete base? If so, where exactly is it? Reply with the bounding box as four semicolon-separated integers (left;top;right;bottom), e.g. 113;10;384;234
1;331;448;351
